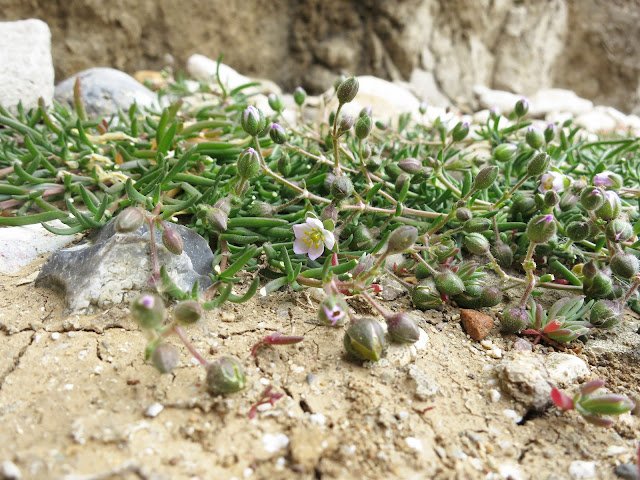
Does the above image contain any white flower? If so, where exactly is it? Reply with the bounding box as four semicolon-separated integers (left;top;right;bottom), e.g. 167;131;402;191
538;171;567;193
293;218;335;260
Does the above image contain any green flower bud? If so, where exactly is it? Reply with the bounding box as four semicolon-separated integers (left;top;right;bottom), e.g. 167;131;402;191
463;232;490;254
395;172;410;193
236;147;261;179
386;313;420;344
240;105;266;136
328;111;336;127
566;220;591;241
544;123;556;143
151;343;179;373
269;123;288;144
338;114;354;135
321;203;339;223
435;270;465;296
511;194;537;218
527;152;551;176
360;142;372;160
455;207;472;223
589;300;621;328
267;93;284;112
173;300;203;325
526;214;557;244
318;295;349;327
582;260;598;279
330;176;354;201
366;155;382;172
359;105;372;117
355;115;373;140
473;166;498;191
544;190;560;207
336;76;359;104
580;187;606;211
247;201;274;218
411;279;445;310
206;356;247;395
450;121;469;142
514;98;529;117
206;207;228;232
293;86;306;106
115;207;144;233
500;307;529;333
334;74;347;92
595;191;621;220
419;101;427;115
431;237;458;261
492;243;514;268
386;225;418;254
610;252;639;279
525;127;544;150
559;192;579;211
131;294;166;329
584;271;613;299
454;285;502;308
398;157;423;174
162;226;183;255
606;219;633;243
464;217;491;233
343;317;386;362
493;143;518;162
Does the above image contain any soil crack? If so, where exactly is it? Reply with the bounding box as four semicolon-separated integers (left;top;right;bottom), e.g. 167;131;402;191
0;331;35;391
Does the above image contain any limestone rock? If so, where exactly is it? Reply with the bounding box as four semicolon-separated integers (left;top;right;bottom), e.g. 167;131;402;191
187;54;252;90
529;88;594;117
496;351;554;411
544;352;589;387
0;19;54;112
54;68;157;117
408;69;451;108
407;365;440;401
473;85;522;114
36;219;214;313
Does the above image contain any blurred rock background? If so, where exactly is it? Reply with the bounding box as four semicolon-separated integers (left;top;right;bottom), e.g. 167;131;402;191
1;0;639;114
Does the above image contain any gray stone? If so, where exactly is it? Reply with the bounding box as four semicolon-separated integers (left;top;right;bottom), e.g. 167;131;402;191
407;365;440;400
54;68;157;117
614;464;640;480
408;69;451;108
0;19;54;112
496;351;554;411
379;277;405;301
36;218;214;313
544;352;589;387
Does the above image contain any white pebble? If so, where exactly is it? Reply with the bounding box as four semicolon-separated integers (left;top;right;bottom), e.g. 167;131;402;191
144;403;164;418
63;384;73;391
488;348;502;359
50;332;60;340
569;460;596;479
498;464;523;480
310;413;326;426
489;389;501;403
503;409;522;423
262;433;289;453
1;460;21;480
405;437;423;452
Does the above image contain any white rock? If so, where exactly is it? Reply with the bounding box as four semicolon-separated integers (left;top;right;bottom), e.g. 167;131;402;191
408;365;440;400
262;433;289;453
569;460;597;479
1;460;21;480
413;328;429;352
408;69;451;108
529;89;594;117
144;402;164;418
489;389;501;403
502;409;523;423
498;464;523;480
0;19;54;112
0;222;82;275
496;351;553;411
473;85;522;113
405;436;423;452
574;108;617;133
187;54;251;90
544;352;589;386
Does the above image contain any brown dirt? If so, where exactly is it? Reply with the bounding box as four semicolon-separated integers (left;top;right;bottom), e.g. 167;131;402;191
1;255;639;480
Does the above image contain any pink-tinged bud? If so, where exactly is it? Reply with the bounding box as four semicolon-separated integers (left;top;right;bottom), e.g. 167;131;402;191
419;102;427;115
595;191;621;220
580;379;606;395
151;343;179;373
551;388;575;411
525;126;544;149
355;114;372;140
240;105;266;136
269;123;288;144
343;317;386;362
526;214;557;244
317;295;349;327
131;294;166;329
580;186;606;211
544;123;556;143
115;207;144;233
293;86;307;106
398;157;423;174
593;170;623;190
267;93;284;112
514;98;529;117
500;306;529;333
493;143;518;162
162;225;183;255
236;147;261;179
386;312;420;344
605;219;633;243
450;121;469;142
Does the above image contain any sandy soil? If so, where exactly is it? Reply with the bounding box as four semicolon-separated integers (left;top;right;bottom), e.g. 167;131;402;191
1;253;639;480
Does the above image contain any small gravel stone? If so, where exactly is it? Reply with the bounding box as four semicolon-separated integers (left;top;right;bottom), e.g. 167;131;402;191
569;460;596;479
460;309;494;341
1;461;21;480
408;365;440;400
405;437;423;452
262;433;289;453
512;338;533;351
496;351;554;411
144;402;164;418
489;389;501;403
614;464;640;480
545;353;589;387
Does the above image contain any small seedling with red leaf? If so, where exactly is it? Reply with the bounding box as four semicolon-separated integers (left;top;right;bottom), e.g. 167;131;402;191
249;385;284;419
251;332;304;356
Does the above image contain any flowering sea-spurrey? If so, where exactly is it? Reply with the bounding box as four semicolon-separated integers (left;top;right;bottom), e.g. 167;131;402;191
538;171;567;193
293;217;335;260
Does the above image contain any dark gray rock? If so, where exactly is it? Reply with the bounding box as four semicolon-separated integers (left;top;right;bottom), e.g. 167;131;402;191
36;219;214;313
54;67;157;117
615;464;640;480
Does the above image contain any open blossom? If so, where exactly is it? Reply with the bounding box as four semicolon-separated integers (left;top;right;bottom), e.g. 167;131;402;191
293;218;335;260
593;170;622;189
538;171;567;193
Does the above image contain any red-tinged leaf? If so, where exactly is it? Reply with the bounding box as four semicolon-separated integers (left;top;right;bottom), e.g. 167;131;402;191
542;319;563;333
369;284;382;293
554;279;570;285
251;332;304;356
580;379;606;395
249;385;285;419
331;253;339;266
582;413;613;428
551;388;575;410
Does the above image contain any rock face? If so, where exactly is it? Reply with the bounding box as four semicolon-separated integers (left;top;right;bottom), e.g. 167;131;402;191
36;219;214;313
0;19;54;112
1;2;639;113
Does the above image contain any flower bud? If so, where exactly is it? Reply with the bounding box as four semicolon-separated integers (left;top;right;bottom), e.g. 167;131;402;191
327;176;352;202
493;143;518;162
151;343;179;373
321;203;339;223
464;217;491;233
240;105;266;136
236;147;261;179
473;166;498;191
593;170;623;190
386;225;418;254
559;192;579;211
584;271;613;299
492;243;514;268
527;152;551;176
500;307;529;333
525;127;544;150
359;105;372;117
386;313;420;344
398;157;423;174
463;232;490;254
544;123;556;143
247;201;274;218
162;226;183;255
269;123;287;144
455;207;472;223
566;220;591;241
526;214;557;244
334;74;347;92
511;194;537;218
595;191;621;220
514;98;529;117
435;270;465;296
395;173;410;193
131;294;166;329
589;300;621;328
293;86;306;106
605;219;633;243
115;207;144;233
355;115;373;140
431;237;458;261
206;207;228;232
336;76;359;104
610;252;639;279
419;102;427;115
343;317;386;362
450;121;469;142
174;300;203;325
206;356;247;395
360;142;372;160
267;93;283;112
582;260;598;279
580;187;606;211
411;279;445;310
338;114;354;135
318;295;349;327
544;190;560;207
